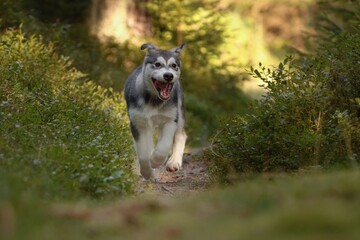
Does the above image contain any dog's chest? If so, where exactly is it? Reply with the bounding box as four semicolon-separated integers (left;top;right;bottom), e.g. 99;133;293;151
129;104;176;129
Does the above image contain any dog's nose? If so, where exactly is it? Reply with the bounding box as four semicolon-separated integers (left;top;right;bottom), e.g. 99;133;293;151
163;73;174;82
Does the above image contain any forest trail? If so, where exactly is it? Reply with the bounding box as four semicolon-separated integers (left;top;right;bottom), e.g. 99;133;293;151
136;149;210;196
50;149;211;235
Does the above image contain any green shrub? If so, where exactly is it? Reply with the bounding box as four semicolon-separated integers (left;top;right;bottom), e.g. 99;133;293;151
209;29;360;181
0;28;135;199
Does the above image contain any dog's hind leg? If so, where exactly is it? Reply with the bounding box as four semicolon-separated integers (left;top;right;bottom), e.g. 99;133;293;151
151;122;177;168
166;127;187;172
133;126;154;180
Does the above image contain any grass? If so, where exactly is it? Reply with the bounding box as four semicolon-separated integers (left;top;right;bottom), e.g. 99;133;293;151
2;169;359;240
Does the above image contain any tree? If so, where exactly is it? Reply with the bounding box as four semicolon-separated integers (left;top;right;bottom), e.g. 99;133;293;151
88;0;151;42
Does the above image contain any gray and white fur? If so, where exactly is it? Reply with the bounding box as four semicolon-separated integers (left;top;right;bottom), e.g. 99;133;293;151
124;43;187;180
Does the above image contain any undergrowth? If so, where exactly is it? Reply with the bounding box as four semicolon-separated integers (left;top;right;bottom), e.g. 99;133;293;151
209;27;360;181
0;28;135;199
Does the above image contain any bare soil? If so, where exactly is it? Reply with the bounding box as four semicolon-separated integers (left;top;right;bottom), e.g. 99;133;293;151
136;151;210;196
51;150;210;226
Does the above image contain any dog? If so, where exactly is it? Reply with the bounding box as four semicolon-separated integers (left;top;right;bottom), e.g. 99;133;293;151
124;43;187;180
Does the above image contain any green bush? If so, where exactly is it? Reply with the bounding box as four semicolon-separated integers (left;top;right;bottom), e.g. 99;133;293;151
0;28;135;199
209;30;360;181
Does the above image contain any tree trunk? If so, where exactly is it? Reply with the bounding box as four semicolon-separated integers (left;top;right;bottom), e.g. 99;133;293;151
88;0;151;42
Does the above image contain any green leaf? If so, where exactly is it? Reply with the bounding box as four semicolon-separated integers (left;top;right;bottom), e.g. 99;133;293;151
254;69;262;79
279;62;284;69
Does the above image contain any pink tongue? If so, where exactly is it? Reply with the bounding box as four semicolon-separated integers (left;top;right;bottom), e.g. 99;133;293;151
154;80;171;99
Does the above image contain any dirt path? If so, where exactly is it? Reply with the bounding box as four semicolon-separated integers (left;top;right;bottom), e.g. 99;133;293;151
136;150;210;196
51;151;210;232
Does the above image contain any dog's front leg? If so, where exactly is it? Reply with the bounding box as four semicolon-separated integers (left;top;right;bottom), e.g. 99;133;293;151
167;128;187;172
151;122;177;168
134;127;154;180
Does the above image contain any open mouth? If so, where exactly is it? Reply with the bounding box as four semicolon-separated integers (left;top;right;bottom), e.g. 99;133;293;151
151;78;174;101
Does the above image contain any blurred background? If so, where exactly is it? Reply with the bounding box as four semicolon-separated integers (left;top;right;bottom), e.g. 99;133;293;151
1;1;360;238
1;0;326;146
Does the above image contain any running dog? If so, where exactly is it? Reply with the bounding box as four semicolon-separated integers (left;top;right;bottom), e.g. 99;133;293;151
124;43;187;180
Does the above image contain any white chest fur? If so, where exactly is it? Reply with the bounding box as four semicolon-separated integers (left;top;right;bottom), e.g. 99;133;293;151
128;105;177;129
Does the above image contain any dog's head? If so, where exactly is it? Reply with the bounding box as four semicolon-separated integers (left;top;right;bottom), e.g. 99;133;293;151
141;43;185;101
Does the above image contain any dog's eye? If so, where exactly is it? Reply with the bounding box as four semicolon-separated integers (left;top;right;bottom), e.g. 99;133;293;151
171;63;177;69
154;62;161;68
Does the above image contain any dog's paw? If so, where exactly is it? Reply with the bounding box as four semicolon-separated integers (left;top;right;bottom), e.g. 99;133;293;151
150;150;167;168
166;158;182;172
140;167;154;180
140;168;158;182
139;161;154;180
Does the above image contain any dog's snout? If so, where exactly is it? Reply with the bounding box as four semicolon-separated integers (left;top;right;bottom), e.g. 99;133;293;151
163;72;174;82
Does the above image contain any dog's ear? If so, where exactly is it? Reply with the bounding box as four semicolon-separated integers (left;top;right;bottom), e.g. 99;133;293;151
171;43;185;55
140;43;159;55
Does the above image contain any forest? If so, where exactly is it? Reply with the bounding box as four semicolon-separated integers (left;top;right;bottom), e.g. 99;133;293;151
0;0;359;239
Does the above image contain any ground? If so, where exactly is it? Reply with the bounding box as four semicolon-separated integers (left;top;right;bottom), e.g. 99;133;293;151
50;167;360;240
4;151;360;240
136;150;210;196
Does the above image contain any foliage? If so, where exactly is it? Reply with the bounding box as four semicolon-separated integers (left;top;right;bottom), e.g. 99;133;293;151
314;0;360;39
0;29;135;199
209;27;360;181
147;0;227;65
21;0;91;23
0;0;141;93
